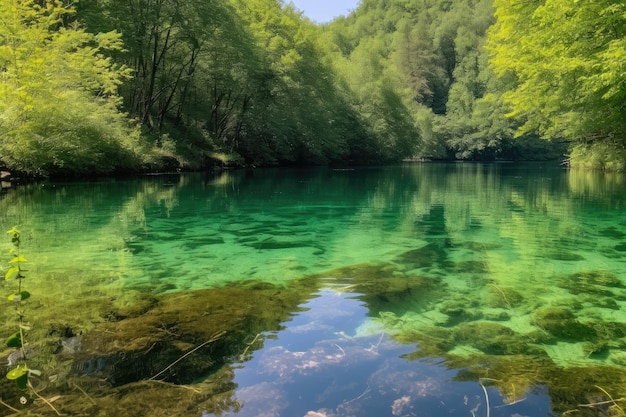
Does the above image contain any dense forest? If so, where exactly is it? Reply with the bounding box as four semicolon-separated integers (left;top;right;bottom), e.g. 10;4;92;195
0;0;623;176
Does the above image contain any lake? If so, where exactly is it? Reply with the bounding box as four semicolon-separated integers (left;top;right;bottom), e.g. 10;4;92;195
1;162;626;416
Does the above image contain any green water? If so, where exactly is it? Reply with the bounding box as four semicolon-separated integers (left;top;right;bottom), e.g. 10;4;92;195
2;162;626;416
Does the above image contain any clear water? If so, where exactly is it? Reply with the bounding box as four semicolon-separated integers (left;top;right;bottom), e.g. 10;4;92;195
1;163;626;416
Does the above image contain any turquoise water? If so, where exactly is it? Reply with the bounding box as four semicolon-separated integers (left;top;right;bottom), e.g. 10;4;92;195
2;163;626;416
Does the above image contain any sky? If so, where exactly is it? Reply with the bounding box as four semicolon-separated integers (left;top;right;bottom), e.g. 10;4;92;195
288;0;360;23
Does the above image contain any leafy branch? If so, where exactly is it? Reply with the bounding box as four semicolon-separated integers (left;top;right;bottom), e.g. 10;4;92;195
4;227;40;389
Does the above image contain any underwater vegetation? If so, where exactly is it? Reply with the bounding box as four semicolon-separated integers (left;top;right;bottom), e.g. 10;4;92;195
312;246;626;417
0;278;321;415
2;166;626;416
7;239;616;416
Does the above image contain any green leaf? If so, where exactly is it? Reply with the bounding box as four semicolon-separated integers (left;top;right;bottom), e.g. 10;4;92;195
8;291;29;301
7;366;29;389
6;365;28;380
4;266;19;280
6;333;22;348
15;373;29;389
9;255;27;264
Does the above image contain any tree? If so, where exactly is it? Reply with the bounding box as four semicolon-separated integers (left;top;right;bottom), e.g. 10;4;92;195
0;0;140;175
228;0;360;164
488;0;626;168
393;15;438;106
79;0;235;131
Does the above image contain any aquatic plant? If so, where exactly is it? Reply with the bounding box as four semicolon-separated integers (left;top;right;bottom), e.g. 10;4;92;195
4;227;40;388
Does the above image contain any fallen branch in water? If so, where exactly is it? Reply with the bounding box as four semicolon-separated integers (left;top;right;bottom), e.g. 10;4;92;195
29;380;63;416
579;399;626;407
479;379;490;417
72;382;97;406
140;379;202;393
241;333;261;360
149;330;226;381
0;398;21;414
578;385;625;413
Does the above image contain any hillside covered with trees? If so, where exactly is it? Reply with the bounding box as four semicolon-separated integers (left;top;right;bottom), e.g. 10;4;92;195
0;0;623;176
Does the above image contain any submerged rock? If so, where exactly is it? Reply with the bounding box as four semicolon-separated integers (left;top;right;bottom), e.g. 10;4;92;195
6;349;25;367
395;242;452;269
543;251;585;261
60;335;82;354
558;271;625;298
72;279;319;386
310;262;447;318
453;322;528;355
439;298;483;326
485;285;525;308
599;226;626;239
532;307;597;341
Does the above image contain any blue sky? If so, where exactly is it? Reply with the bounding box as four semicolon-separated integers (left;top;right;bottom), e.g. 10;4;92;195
288;0;360;23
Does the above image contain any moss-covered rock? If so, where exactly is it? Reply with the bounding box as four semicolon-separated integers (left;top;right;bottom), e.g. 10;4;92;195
394;242;452;270
453;322;524;355
558;271;625;298
532;307;597;341
439;299;483;326
449;260;490;274
312;262;446;317
599;226;626;239
486;285;525;308
28;277;316;394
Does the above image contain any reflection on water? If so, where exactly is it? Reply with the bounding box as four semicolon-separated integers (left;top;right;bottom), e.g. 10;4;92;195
1;163;626;416
223;289;551;417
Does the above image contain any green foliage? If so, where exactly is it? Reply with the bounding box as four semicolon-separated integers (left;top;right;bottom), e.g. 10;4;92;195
8;0;622;171
3;227;38;388
322;0;561;162
568;142;626;172
5;332;22;348
488;0;626;157
0;0;142;176
6;365;29;389
228;0;353;164
74;0;367;166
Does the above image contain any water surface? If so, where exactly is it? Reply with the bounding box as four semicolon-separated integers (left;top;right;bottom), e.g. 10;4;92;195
1;163;626;416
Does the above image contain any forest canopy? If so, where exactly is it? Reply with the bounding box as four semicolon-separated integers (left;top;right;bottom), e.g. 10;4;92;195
0;0;623;176
0;0;143;175
488;0;626;170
